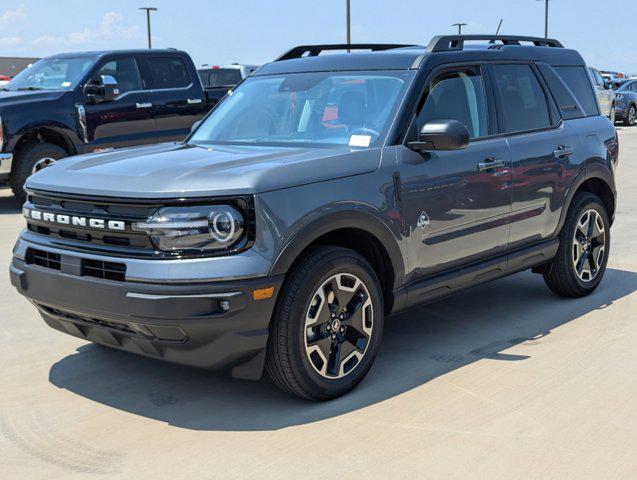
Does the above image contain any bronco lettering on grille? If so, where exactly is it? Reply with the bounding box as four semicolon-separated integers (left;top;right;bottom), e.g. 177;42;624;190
23;208;126;231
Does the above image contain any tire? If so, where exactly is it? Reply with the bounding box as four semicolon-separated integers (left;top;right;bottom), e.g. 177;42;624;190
265;245;384;401
10;142;67;205
543;192;610;298
623;104;636;127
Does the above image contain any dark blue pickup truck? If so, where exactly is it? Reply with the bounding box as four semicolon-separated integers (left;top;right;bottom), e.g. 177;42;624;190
0;49;211;204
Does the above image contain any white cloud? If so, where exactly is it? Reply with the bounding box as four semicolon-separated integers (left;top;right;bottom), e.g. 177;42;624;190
0;5;26;25
30;11;140;49
0;36;22;47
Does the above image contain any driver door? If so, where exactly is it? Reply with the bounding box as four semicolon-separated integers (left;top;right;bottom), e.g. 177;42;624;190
397;65;512;280
83;56;156;150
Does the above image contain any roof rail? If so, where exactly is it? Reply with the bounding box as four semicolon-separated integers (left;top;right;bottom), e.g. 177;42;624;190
427;35;563;52
275;44;416;61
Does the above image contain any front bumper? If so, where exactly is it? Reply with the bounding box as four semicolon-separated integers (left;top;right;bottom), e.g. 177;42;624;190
0;152;13;180
11;237;283;379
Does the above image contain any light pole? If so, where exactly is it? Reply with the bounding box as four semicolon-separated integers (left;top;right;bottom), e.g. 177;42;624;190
139;7;157;49
346;0;351;47
453;23;468;35
537;0;549;38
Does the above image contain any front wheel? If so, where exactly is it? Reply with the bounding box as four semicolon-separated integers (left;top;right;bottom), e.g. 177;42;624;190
543;192;610;298
266;246;384;401
10;142;67;205
624;104;636;126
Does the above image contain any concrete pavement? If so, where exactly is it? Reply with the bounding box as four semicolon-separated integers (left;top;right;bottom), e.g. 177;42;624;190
1;128;636;479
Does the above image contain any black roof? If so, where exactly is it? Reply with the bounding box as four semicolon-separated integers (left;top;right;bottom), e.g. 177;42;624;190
256;35;586;76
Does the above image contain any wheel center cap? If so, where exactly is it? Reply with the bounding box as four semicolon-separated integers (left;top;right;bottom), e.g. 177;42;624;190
331;319;341;331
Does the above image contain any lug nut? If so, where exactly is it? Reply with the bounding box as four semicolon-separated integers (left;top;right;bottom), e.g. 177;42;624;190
340;327;345;332
332;334;336;339
339;313;345;320
331;312;337;318
326;324;331;330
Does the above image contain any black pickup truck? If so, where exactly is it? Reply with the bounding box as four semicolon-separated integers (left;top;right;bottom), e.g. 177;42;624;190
0;49;211;204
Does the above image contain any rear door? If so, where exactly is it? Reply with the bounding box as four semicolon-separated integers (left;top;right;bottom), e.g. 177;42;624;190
588;67;611;116
141;55;208;142
83;56;156;149
490;63;577;248
397;64;512;279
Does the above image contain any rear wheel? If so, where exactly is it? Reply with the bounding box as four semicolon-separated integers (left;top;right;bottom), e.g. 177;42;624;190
266;246;384;401
10;142;67;205
624;104;636;126
543;192;610;298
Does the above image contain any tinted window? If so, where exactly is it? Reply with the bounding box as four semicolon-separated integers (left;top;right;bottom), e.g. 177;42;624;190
199;68;242;87
146;57;191;89
555;66;599;116
493;64;551;133
418;69;489;139
96;58;142;94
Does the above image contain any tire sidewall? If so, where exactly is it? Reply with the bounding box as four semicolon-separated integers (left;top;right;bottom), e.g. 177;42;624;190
11;143;67;204
287;252;384;398
563;196;610;291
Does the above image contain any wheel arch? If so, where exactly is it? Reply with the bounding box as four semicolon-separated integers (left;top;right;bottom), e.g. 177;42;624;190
556;164;616;235
269;211;405;314
11;126;77;157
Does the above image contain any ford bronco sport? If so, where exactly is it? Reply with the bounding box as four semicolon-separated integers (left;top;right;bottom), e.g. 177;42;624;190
11;36;618;401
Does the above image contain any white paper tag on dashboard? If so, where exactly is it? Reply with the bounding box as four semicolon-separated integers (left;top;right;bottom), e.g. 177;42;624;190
61;81;71;87
349;134;371;147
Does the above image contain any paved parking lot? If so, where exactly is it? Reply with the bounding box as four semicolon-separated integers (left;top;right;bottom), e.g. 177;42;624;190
1;128;636;479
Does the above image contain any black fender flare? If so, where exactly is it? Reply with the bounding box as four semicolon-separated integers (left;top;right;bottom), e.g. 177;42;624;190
554;162;616;235
268;210;405;290
7;122;81;155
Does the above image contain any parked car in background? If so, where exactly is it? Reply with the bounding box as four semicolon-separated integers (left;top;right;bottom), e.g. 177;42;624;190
0;49;214;204
197;64;259;106
0;75;10;86
600;70;626;85
613;79;637;126
588;67;616;122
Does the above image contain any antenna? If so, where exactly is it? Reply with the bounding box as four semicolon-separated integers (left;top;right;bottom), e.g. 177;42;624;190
496;19;503;35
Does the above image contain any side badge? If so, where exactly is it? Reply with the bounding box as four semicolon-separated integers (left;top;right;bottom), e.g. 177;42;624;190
417;211;430;230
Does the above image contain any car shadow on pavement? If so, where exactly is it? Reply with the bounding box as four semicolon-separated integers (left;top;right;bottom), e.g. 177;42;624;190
48;268;637;431
0;189;20;215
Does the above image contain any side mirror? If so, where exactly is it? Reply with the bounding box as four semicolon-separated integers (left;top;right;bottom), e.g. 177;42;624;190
191;120;202;133
84;75;119;103
408;119;470;152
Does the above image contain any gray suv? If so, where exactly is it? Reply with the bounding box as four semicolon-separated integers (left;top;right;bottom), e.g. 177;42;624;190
11;36;618;400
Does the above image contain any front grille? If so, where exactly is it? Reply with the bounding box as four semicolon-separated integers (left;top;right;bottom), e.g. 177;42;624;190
81;258;126;282
26;248;61;270
24;192;158;252
26;247;127;282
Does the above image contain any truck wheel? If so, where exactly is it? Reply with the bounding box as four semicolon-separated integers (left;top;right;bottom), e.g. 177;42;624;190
10;142;67;205
266;246;384;401
624;104;636;126
543;192;610;298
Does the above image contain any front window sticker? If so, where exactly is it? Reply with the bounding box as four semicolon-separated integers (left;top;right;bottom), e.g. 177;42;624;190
349;134;371;147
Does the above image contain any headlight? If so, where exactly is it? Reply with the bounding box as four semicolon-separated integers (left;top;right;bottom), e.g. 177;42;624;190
133;205;246;253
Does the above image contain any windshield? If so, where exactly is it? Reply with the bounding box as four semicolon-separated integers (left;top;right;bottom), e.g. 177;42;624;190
615;81;634;91
5;57;95;91
189;70;414;148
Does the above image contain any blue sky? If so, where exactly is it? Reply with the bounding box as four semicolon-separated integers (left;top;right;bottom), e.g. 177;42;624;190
1;1;636;73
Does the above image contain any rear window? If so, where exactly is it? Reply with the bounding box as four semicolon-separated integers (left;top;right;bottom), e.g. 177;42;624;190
555;67;599;116
199;68;242;88
146;57;191;89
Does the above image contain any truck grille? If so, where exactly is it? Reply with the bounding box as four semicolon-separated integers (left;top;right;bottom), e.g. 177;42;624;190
24;191;159;254
81;258;127;282
26;248;61;270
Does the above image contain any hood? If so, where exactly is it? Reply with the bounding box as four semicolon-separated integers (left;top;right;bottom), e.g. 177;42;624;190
0;89;65;107
26;142;381;199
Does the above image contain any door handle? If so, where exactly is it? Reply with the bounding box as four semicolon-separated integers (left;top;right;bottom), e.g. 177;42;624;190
478;157;506;172
554;145;575;158
136;102;152;109
187;98;203;104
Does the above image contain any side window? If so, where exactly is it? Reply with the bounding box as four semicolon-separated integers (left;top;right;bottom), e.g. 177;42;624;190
146;57;191;89
492;64;551;133
418;68;489;139
554;66;599;116
630;83;637;92
95;58;142;95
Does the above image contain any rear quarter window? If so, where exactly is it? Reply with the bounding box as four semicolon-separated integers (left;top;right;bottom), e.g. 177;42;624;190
146;56;191;89
555;66;599;116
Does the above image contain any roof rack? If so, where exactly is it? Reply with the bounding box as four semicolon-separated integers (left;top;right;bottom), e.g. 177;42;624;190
275;44;416;61
427;35;563;52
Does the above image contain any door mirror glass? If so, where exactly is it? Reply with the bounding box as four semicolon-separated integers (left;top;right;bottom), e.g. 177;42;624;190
408;120;469;152
84;75;119;103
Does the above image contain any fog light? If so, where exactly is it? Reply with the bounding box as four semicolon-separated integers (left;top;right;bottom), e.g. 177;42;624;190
219;300;231;311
